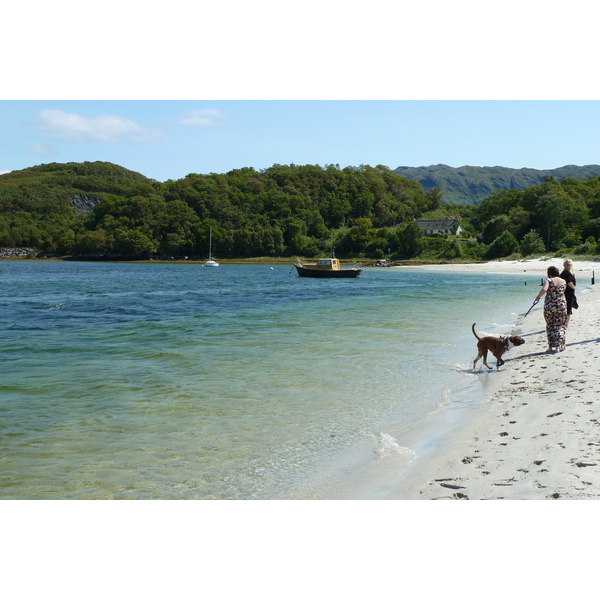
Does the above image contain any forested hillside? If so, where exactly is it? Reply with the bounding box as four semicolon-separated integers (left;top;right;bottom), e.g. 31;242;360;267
2;160;600;262
0;161;440;259
394;164;600;205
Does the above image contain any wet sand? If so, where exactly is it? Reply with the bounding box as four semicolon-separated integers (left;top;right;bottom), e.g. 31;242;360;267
389;258;600;499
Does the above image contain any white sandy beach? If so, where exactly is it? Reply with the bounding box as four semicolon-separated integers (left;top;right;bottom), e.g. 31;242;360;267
390;258;600;500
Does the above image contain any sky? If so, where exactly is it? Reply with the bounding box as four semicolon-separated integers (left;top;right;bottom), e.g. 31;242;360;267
2;100;600;182
3;3;600;183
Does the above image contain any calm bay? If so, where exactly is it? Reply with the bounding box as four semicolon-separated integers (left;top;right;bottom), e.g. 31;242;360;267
0;261;534;499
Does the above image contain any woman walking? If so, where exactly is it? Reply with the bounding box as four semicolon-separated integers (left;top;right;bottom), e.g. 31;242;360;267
535;265;567;353
560;259;577;328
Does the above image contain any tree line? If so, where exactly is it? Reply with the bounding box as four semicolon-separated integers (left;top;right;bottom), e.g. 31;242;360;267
1;161;600;261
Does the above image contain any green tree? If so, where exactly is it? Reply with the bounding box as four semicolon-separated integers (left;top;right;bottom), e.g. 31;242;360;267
440;238;463;259
574;236;598;255
73;229;109;255
112;228;157;258
474;189;523;230
486;230;519;259
288;234;319;257
519;230;546;256
425;187;443;211
481;215;511;244
346;218;375;255
396;222;424;258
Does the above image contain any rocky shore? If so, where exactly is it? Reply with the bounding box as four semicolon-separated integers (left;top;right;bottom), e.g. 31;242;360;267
0;247;41;259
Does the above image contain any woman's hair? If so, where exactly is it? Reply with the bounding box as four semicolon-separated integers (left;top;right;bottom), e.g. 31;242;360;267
548;266;560;277
563;259;573;270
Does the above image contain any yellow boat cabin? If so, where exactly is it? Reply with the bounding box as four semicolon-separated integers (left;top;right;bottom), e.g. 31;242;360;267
307;258;342;270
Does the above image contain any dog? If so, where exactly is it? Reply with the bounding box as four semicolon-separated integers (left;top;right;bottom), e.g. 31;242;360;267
472;323;525;370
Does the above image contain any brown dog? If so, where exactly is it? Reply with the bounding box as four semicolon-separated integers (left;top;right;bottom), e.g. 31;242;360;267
472;323;525;370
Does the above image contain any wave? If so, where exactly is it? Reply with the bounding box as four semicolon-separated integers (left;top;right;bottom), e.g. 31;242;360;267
377;432;416;461
8;322;45;330
43;303;70;311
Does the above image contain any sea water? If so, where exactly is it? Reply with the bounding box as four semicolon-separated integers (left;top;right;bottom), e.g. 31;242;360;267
0;261;536;499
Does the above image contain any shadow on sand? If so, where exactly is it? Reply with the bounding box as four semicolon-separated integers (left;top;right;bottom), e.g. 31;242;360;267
515;337;600;362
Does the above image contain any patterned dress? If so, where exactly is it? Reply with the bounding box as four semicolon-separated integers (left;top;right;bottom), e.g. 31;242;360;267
543;278;567;350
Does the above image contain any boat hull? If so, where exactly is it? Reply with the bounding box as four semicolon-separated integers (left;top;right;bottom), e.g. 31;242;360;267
294;265;362;278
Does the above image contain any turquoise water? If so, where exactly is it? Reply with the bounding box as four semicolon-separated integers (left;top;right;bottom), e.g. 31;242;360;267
0;261;535;499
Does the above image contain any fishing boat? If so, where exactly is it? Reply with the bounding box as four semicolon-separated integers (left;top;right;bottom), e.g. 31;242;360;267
294;257;362;278
204;227;219;267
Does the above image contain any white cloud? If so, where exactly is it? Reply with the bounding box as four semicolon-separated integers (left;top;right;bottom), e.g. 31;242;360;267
0;170;10;176
27;143;57;155
178;109;226;126
35;109;163;144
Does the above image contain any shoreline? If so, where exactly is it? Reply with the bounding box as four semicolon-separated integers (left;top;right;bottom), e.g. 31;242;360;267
285;264;537;500
399;256;600;279
388;258;600;499
3;251;600;274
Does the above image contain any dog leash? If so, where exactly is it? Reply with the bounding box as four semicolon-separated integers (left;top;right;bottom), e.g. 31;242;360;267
523;299;539;317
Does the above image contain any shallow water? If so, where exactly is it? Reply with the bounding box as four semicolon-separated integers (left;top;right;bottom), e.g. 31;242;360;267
0;261;535;499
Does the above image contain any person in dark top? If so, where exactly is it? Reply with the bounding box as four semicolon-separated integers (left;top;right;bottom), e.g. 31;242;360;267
560;259;577;328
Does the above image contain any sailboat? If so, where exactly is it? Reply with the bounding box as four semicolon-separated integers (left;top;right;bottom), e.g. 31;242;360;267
203;227;219;267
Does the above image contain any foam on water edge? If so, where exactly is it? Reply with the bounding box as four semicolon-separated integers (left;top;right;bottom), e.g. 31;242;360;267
376;432;417;461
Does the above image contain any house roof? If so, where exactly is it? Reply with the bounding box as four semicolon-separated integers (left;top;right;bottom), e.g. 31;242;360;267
417;219;459;230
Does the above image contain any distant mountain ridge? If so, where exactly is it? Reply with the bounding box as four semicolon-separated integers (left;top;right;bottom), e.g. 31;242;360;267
393;164;600;205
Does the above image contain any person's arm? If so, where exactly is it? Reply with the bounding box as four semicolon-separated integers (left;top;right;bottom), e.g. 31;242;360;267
535;279;549;301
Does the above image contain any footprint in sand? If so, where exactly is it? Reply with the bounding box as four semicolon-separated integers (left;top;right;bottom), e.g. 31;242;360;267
438;481;466;490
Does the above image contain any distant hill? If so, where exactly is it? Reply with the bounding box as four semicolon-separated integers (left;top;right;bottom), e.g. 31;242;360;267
0;161;156;215
393;164;600;205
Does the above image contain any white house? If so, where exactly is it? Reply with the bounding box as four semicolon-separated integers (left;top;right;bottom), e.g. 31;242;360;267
416;217;464;237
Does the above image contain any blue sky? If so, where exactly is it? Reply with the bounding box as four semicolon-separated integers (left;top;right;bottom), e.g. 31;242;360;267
2;100;600;182
3;3;599;183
